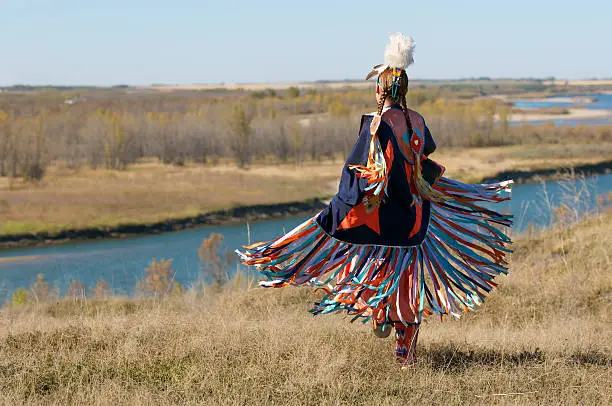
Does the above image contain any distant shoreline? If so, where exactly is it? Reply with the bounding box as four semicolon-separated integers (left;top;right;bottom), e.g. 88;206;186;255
492;93;612;123
1;161;611;252
508;108;611;123
511;96;595;103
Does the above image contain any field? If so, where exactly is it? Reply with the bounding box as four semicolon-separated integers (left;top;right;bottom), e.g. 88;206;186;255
0;161;339;236
0;212;610;405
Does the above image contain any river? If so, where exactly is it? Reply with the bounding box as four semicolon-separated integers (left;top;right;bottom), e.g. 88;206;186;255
0;174;611;300
511;93;612;126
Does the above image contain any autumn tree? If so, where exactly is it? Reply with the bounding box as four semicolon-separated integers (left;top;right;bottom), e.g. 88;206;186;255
138;258;175;298
67;279;88;298
199;233;234;287
286;86;300;98
22;114;48;180
30;274;50;302
91;279;112;299
0;111;9;176
228;104;253;168
288;121;305;166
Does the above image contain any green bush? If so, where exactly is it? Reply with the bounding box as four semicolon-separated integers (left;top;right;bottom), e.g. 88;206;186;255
11;288;30;306
286;86;300;98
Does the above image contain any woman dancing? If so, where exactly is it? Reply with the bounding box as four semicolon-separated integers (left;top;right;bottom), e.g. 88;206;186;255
237;33;513;367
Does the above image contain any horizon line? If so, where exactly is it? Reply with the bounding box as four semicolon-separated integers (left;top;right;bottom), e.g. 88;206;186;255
2;76;612;89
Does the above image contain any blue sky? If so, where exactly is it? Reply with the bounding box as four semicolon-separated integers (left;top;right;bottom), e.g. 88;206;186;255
1;0;611;86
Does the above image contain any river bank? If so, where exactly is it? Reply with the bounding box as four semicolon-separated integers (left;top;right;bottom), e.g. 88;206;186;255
0;198;329;250
1;160;611;251
481;159;612;184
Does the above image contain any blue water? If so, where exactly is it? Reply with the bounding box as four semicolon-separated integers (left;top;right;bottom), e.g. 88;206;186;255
512;118;612;127
1;173;611;300
511;93;612;126
513;93;612;110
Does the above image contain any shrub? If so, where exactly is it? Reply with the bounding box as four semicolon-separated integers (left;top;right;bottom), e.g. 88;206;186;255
11;288;29;306
228;104;253;168
170;281;185;297
137;258;174;298
91;279;112;300
286;86;300;98
199;233;234;287
30;273;49;302
22;162;45;181
328;101;351;117
251;91;266;99
67;279;88;298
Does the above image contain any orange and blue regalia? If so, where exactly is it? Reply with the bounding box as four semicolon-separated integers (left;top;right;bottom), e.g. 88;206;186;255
236;34;513;367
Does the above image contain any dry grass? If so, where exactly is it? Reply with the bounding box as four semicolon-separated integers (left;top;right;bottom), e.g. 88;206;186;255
1;141;611;236
435;144;612;183
0;214;610;405
0;160;341;235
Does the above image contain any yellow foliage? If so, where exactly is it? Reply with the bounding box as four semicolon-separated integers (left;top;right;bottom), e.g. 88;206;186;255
138;258;174;298
10;288;29;306
30;273;49;302
199;233;233;286
328;101;350;117
92;279;112;300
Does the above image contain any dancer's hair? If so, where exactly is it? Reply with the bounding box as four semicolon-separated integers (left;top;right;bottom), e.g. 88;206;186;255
376;69;412;136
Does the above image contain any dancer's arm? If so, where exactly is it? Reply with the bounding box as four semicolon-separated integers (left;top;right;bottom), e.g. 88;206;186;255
423;124;436;156
421;123;444;185
335;115;372;205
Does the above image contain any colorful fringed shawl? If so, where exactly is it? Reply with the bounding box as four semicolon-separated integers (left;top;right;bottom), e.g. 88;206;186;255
236;105;512;325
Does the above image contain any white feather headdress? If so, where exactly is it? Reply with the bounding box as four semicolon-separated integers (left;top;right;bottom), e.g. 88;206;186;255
366;33;415;80
385;33;415;70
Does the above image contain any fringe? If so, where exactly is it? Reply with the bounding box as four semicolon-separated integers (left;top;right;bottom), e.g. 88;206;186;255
236;177;512;324
348;115;389;203
412;151;449;204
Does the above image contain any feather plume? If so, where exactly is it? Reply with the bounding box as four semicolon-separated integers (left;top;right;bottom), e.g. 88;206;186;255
384;33;415;70
365;64;388;80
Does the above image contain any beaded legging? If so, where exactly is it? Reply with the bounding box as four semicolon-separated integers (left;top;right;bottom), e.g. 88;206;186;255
394;322;420;366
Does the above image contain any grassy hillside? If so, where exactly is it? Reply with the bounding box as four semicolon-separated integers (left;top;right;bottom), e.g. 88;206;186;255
0;214;610;405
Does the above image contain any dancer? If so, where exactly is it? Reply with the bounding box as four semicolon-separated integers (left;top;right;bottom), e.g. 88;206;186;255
237;33;512;367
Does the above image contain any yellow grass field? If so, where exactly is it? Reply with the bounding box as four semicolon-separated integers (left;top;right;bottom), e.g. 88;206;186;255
1;142;611;236
0;214;610;405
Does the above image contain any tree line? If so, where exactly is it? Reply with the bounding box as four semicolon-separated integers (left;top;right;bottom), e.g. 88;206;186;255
0;87;609;180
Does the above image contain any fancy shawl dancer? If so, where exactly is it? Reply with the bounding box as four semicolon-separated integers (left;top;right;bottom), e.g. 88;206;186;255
236;33;513;368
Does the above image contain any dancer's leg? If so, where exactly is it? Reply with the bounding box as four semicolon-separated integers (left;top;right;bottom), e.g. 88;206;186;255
394;322;420;367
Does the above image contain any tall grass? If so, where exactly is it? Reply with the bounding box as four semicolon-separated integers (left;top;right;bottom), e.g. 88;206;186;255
0;213;610;405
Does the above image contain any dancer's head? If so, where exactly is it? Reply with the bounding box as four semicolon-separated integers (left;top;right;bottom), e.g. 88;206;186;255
365;33;415;116
375;68;409;115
